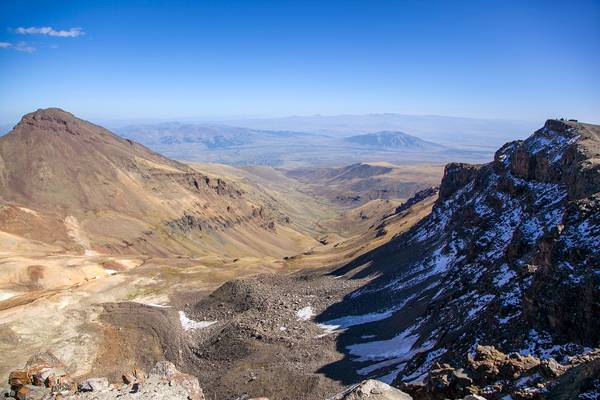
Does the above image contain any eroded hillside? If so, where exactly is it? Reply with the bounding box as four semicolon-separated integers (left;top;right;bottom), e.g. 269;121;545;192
0;108;442;395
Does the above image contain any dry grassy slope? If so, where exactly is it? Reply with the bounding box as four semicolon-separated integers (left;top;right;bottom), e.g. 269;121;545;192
285;162;443;206
189;163;341;237
283;194;438;271
0;108;323;258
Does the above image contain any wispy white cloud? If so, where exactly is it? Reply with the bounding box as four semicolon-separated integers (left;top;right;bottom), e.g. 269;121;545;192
14;41;36;53
15;26;84;37
0;41;36;53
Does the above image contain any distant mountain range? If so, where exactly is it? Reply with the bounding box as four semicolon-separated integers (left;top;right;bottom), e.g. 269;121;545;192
0;114;536;167
112;123;489;167
285;162;443;206
116;122;317;150
218;113;539;149
343;131;445;151
107;113;542;167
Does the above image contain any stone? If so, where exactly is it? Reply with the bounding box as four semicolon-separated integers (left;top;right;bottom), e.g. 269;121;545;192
32;367;64;387
148;361;204;400
15;384;50;400
333;380;413;400
122;368;146;385
149;361;179;379
77;377;109;392
25;352;63;370
539;358;565;378
48;376;74;394
468;345;540;381
9;370;31;388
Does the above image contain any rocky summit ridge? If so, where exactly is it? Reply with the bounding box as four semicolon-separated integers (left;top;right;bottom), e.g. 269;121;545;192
317;119;599;398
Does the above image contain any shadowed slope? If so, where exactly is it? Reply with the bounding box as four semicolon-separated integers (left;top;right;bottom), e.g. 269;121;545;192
317;120;600;393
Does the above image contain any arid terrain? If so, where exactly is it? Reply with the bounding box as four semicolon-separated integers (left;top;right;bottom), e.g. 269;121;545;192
1;110;598;400
0;109;444;398
2;0;597;398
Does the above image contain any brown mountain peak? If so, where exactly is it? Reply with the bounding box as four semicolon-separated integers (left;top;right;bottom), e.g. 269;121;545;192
19;107;78;126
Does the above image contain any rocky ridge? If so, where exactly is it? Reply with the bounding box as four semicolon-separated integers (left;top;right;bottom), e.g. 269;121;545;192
316;120;599;398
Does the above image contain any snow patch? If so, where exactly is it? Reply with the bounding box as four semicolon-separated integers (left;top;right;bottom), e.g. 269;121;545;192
0;290;18;302
296;306;315;321
493;264;516;287
347;326;432;363
179;311;216;331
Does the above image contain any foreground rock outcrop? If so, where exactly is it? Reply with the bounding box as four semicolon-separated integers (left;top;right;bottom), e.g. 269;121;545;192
330;380;413;400
397;345;600;399
4;353;204;400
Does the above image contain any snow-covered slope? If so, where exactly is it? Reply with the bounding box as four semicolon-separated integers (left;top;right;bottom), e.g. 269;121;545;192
318;120;600;394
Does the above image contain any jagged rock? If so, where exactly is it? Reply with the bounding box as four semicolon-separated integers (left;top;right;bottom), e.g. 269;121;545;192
58;361;205;400
14;384;50;400
8;370;31;388
147;361;204;400
32;367;67;387
398;346;600;400
421;363;477;399
467;345;540;381
546;349;600;400
417;346;544;397
437;163;481;201
332;380;413;400
539;358;565;378
9;353;61;389
47;376;74;394
149;360;179;378
395;187;439;214
122;368;145;384
6;353;73;398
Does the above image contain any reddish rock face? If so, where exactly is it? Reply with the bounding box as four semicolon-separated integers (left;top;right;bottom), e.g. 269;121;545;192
8;370;31;388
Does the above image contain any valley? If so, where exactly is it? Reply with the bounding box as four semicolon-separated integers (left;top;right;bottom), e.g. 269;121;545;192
2;1;597;399
0;109;443;397
0;109;598;400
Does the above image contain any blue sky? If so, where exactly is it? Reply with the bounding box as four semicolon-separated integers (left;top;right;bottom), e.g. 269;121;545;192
1;0;599;124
